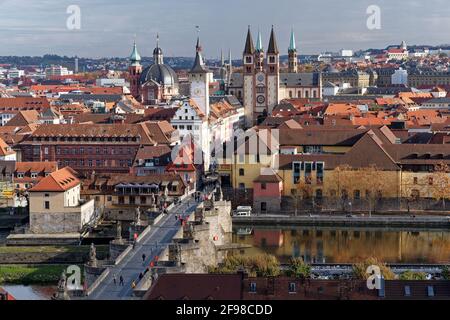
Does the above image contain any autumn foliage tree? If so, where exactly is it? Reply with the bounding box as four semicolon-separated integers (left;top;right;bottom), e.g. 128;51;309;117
428;162;450;210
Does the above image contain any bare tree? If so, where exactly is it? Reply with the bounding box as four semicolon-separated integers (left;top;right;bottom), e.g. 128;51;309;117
429;162;450;210
360;165;389;217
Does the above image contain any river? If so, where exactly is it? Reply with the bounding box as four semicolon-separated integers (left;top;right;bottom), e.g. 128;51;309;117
1;284;56;300
232;226;450;264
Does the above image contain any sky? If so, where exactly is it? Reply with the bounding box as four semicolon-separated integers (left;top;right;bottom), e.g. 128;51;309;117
1;0;450;59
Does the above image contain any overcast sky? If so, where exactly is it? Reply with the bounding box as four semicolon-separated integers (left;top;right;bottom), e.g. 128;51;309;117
1;0;450;58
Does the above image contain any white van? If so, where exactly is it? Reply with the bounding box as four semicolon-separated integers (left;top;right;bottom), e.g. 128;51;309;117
234;206;252;217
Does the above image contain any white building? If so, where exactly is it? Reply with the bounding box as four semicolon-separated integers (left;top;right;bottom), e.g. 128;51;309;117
340;49;353;57
28;167;95;234
391;68;408;85
171;37;244;171
96;78;127;87
45;65;73;78
7;69;25;79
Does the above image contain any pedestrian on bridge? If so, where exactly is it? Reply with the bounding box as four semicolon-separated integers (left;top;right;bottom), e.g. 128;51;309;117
113;273;117;285
142;253;146;263
119;275;124;286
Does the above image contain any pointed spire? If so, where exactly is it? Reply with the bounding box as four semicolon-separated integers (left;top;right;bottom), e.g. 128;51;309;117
256;29;263;52
267;25;279;54
289;28;296;52
129;38;141;65
191;33;207;73
153;33;163;64
228;49;232;68
220;49;224;66
244;25;255;55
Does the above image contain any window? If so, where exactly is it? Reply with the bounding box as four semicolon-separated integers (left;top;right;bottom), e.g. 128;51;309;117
293;162;301;184
304;162;312;184
31;172;38;178
107;196;112;202
428;177;433;185
427;286;434;297
129;196;135;205
44;193;49;197
17;173;24;178
261;183;266;190
354;190;361;200
187;125;192;130
239;168;245;176
249;283;257;293
261;202;267;212
404;286;411;297
413;177;418;184
315;189;323;199
288;282;296;293
44;201;50;209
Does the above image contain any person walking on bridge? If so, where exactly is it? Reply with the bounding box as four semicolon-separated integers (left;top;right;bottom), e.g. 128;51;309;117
119;275;124;286
113;273;117;285
142;253;146;264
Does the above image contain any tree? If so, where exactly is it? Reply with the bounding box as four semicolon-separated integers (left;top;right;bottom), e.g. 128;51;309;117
359;165;390;216
328;165;355;212
208;254;280;277
291;179;313;216
428;162;450;210
442;266;450;280
286;257;311;279
352;257;395;280
399;270;427;280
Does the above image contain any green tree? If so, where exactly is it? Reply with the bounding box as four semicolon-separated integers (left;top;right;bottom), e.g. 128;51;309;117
399;270;427;280
352;257;395;280
286;257;311;279
442;266;450;280
209;254;280;277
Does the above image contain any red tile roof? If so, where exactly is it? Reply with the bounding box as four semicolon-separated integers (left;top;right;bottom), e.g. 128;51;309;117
29;167;80;192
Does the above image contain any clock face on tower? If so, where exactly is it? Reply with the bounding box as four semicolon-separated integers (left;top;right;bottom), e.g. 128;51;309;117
256;95;265;104
193;86;204;97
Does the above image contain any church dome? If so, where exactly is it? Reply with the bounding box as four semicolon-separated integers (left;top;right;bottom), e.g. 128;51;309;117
139;63;178;86
153;46;163;55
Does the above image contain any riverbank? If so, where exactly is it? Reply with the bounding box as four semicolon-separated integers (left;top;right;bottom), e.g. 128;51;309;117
233;214;450;229
0;245;109;264
0;264;75;285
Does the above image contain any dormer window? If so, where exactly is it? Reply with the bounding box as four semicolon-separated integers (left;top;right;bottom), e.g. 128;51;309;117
17;173;24;178
31;172;38;178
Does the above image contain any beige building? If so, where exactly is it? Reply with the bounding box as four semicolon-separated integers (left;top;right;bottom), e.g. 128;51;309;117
29;167;95;234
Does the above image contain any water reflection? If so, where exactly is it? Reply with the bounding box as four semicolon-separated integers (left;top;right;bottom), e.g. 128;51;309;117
232;227;450;264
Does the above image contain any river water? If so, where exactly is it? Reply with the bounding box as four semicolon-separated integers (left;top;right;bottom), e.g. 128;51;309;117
232;226;450;264
1;284;56;300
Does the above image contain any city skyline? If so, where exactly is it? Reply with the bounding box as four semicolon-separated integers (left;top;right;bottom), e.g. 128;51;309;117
1;0;450;58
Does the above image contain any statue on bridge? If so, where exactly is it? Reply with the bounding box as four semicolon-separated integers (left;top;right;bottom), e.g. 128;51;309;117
88;243;98;268
52;271;70;300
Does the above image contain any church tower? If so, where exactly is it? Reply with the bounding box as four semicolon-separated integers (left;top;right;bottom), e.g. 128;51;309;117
128;40;142;99
153;34;164;64
243;26;256;127
189;36;210;116
266;25;280;116
288;28;298;73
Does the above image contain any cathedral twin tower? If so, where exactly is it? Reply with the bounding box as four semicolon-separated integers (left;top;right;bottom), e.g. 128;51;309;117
242;26;298;126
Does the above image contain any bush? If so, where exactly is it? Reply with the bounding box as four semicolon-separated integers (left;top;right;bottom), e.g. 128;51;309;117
399;270;427;280
352;257;395;280
209;254;280;277
442;266;450;280
286;258;311;279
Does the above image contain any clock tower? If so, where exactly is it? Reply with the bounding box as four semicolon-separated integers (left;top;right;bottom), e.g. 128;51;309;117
189;37;210;116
